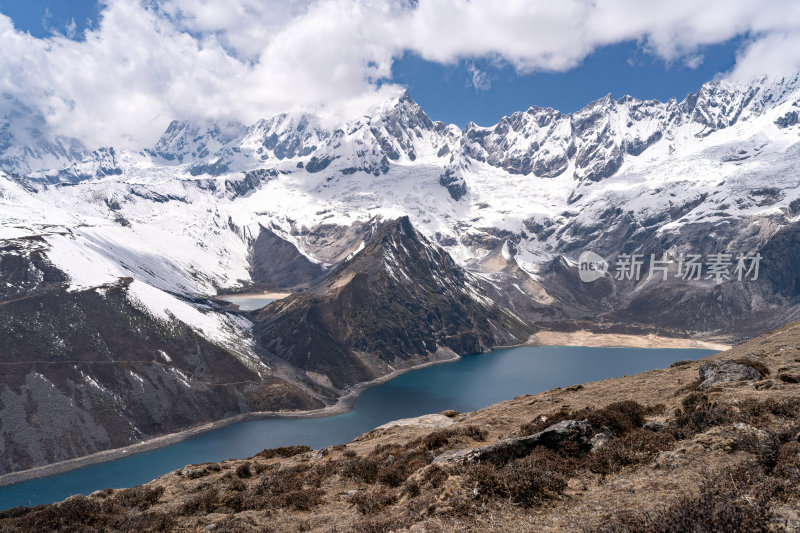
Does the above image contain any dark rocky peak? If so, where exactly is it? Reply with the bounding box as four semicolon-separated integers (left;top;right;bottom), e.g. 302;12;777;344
255;216;530;388
349;215;469;289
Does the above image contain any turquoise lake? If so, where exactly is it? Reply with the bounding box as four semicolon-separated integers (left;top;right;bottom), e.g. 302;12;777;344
218;295;276;311
0;345;714;510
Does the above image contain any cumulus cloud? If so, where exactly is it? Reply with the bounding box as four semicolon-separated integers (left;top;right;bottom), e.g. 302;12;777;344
729;32;800;80
1;0;799;150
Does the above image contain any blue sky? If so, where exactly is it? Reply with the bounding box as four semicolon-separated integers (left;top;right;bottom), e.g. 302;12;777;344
393;39;741;127
2;1;794;149
0;0;98;39
1;0;742;128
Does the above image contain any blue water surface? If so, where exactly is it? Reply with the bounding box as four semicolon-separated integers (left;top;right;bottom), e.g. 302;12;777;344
0;345;713;509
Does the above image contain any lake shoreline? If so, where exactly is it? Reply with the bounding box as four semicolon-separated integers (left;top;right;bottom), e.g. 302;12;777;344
0;352;461;489
0;331;725;489
518;330;731;351
218;291;292;300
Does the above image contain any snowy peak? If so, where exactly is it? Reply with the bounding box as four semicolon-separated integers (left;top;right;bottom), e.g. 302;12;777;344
365;91;438;161
461;74;800;182
241;113;330;161
6;74;800;186
0;95;89;176
679;73;800;134
146;119;247;164
132;74;800;184
298;92;458;175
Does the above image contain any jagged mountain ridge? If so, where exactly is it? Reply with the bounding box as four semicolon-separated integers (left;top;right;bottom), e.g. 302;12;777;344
2;74;800;308
2;74;800;333
12;74;798;187
2;73;800;475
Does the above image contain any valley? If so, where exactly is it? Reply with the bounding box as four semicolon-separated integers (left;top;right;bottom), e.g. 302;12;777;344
2;73;800;479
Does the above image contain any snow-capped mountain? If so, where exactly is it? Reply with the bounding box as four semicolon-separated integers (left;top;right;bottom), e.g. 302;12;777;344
2;74;800;321
3;73;800;474
0;96;89;178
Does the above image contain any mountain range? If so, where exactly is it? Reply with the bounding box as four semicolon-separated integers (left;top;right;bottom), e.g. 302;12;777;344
2;73;800;474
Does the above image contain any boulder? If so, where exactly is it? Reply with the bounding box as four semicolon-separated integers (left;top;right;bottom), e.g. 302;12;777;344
590;427;614;451
433;419;592;465
698;360;762;390
643;420;669;432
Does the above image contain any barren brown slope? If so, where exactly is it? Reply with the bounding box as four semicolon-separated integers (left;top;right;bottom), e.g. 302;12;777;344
2;322;800;532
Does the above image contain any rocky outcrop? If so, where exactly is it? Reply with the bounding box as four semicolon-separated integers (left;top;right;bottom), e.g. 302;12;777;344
434;419;592;465
698;360;764;390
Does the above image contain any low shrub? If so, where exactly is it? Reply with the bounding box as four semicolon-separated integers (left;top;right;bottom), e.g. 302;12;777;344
420;425;486;450
114;485;164;511
421;464;448;488
235;462;252;478
404;480;421;498
273;488;324;511
255;445;311;459
522;401;648;438
671;393;737;436
733;357;771;377
112;511;175;531
587;430;675;475
590;462;774;533
352;514;410;533
774;441;800;484
349;489;398;515
465;447;573;507
179;487;218;515
376;464;406;487
342;456;381;484
519;410;573;435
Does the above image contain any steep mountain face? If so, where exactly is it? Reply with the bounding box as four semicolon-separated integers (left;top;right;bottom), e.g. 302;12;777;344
0;237;321;475
2;73;800;474
255;217;531;389
249;225;328;290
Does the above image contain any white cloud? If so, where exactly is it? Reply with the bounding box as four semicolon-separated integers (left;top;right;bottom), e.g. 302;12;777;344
729;31;800;80
1;0;799;151
466;63;491;92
